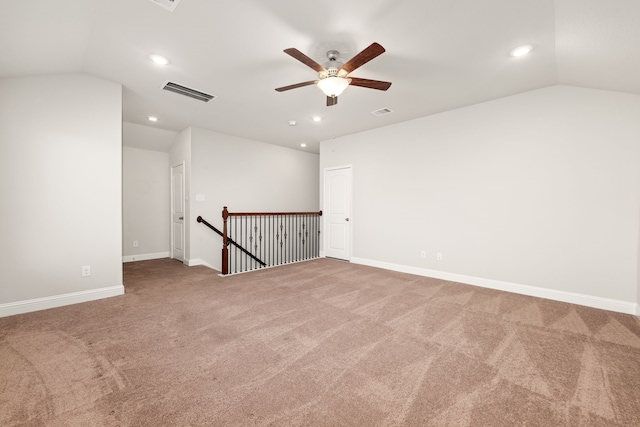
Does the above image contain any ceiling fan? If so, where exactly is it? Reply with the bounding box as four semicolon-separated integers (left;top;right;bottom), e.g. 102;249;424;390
275;42;392;106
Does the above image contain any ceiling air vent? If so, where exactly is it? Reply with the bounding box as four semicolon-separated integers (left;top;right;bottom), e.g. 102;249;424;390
162;81;216;103
371;107;394;117
149;0;181;12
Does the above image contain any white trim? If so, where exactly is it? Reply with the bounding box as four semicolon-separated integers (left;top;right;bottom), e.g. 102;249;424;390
188;258;219;271
351;257;638;315
0;285;125;318
122;252;170;263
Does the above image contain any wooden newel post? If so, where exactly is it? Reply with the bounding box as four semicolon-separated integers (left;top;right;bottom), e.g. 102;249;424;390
222;206;229;275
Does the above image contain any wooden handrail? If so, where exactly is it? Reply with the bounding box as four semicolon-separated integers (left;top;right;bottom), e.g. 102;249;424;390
225;210;323;217
196;216;223;237
197;216;266;269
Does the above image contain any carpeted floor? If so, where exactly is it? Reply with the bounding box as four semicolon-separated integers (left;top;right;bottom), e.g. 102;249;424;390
1;258;640;426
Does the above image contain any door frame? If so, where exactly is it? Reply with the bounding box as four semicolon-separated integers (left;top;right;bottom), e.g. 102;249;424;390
322;165;353;261
170;161;186;263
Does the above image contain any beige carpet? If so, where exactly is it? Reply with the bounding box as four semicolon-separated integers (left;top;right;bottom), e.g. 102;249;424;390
1;258;640;426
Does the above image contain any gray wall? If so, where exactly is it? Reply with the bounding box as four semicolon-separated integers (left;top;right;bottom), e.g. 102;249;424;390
122;146;170;261
0;74;123;313
320;85;640;313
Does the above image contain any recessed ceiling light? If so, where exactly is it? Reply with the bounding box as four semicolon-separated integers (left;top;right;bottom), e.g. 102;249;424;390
149;54;170;65
312;116;322;122
289;120;297;126
300;143;307;148
148;116;158;122
509;45;533;57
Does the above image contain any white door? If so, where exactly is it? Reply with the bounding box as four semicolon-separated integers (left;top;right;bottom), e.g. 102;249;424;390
324;166;352;260
171;163;185;262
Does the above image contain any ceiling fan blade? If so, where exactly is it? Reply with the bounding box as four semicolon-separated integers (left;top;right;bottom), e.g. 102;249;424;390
283;48;325;73
275;80;317;92
327;96;338;107
340;42;386;74
349;77;392;91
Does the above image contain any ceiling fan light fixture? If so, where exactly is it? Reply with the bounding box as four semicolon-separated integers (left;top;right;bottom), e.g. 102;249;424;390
317;76;351;97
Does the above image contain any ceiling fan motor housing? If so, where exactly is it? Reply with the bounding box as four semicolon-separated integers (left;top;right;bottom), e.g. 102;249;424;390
320;50;348;79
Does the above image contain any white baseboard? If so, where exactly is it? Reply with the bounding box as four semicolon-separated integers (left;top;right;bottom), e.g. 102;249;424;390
350;257;638;316
188;258;220;271
0;285;125;318
122;252;170;263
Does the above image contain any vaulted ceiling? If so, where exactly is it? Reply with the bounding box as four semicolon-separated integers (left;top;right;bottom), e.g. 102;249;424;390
2;0;639;153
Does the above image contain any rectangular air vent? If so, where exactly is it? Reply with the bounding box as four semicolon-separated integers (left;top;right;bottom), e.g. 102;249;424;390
162;81;216;103
149;0;181;12
371;107;394;117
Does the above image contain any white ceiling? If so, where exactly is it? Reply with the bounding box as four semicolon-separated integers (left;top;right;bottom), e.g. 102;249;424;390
2;0;639;153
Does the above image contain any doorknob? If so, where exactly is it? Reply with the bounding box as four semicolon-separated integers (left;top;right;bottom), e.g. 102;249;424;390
345;218;349;221
179;216;184;220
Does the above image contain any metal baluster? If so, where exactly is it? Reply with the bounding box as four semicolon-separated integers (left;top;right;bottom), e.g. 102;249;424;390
287;214;291;263
236;217;240;273
304;215;308;260
317;214;321;258
241;216;245;273
234;217;238;273
284;214;287;264
311;214;315;258
278;214;280;265
258;216;263;269
244;216;248;271
247;215;256;270
253;216;258;270
309;215;312;259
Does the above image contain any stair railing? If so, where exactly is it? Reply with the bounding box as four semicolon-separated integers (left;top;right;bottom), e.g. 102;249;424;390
221;206;322;275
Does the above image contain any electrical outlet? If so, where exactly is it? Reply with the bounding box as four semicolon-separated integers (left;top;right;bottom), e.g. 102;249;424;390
81;265;91;277
437;252;443;261
420;250;426;259
133;240;139;247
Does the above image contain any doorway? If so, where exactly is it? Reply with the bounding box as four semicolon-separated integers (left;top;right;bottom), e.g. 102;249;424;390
171;163;185;262
323;166;352;261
